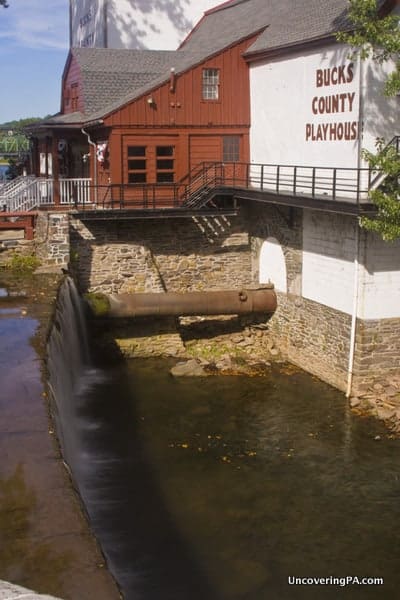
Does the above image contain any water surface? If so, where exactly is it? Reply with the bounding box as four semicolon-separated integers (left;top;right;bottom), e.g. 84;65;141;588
0;276;119;600
62;355;400;600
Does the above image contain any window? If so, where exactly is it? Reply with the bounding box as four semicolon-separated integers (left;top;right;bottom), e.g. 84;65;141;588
202;68;220;100
223;136;240;162
156;146;174;183
127;146;146;183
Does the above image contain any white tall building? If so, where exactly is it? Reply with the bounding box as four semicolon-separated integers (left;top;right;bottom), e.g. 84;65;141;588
69;0;219;50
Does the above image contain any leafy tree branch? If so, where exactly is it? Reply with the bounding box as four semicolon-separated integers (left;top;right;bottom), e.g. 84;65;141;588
360;139;400;241
337;0;400;240
337;0;400;95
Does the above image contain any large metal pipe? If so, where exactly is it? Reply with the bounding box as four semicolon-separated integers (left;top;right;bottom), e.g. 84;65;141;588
87;286;277;318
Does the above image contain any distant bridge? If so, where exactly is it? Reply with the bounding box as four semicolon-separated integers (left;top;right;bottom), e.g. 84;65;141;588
0;132;30;158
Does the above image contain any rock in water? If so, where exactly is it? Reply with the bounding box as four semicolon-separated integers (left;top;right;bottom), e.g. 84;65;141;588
170;359;208;377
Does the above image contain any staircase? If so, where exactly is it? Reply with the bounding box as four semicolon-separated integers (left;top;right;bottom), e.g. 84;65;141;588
181;163;225;210
0;177;51;212
0;175;35;204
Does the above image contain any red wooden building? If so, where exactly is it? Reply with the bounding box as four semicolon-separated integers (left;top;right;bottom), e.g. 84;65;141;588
28;1;270;210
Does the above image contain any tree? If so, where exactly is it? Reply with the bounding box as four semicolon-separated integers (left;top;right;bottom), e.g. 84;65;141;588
360;139;400;241
0;0;9;7
337;0;400;241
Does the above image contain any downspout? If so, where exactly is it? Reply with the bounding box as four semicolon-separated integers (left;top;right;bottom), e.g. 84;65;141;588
346;222;360;399
346;54;364;399
81;127;97;205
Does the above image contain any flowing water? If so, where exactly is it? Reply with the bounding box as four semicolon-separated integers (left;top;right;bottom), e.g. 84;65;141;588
0;276;119;600
46;279;400;600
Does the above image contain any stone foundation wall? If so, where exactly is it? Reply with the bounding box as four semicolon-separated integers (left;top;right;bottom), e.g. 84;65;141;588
353;317;400;394
266;292;351;392
247;203;352;391
70;214;252;294
59;203;399;397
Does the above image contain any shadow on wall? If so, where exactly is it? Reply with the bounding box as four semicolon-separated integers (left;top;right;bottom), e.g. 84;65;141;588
69;215;251;295
110;0;193;49
328;9;399;152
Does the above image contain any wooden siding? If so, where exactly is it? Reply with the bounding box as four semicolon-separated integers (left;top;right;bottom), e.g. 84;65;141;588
108;127;249;186
62;56;84;114
189;135;222;170
104;36;256;129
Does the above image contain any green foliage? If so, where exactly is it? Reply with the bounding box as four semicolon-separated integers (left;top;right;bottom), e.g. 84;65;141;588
336;2;400;240
0;117;51;130
360;138;400;241
6;253;41;273
337;0;400;95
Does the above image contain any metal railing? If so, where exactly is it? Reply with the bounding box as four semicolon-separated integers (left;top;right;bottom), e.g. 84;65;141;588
212;162;376;204
0;157;392;213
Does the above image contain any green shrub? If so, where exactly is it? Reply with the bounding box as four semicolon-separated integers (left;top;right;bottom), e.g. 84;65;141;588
6;253;41;273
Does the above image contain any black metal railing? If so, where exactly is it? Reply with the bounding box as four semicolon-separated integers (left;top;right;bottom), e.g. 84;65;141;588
27;143;400;213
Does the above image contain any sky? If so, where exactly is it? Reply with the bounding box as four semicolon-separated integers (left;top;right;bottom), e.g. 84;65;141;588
0;0;69;123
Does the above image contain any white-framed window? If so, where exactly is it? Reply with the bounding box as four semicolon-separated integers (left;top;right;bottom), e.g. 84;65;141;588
202;68;220;100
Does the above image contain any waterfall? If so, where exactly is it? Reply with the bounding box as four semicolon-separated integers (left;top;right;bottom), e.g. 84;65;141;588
46;277;103;475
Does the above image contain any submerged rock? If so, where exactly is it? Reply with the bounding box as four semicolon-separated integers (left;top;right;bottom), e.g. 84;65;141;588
170;358;208;377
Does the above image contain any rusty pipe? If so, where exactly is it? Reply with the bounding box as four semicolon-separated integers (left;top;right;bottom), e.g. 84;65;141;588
88;286;277;318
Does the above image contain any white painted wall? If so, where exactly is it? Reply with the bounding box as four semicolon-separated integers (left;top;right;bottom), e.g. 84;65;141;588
70;0;106;48
250;44;361;169
302;211;357;315
70;0;217;50
302;210;400;319
358;233;400;319
360;56;400;165
259;238;287;292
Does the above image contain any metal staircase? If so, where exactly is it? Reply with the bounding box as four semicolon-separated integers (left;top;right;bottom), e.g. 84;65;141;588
180;163;225;210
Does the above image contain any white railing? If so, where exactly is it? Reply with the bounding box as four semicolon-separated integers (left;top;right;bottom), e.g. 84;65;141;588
2;178;53;212
60;178;91;205
0;177;92;211
0;175;36;199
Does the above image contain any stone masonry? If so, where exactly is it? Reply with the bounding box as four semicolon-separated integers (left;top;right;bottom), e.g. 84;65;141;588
33;204;399;400
69;214;252;294
35;212;70;268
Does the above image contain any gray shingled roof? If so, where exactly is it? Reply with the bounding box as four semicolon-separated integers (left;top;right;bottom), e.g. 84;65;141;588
181;0;388;56
71;48;185;116
73;47;206;122
245;0;357;55
179;0;270;54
